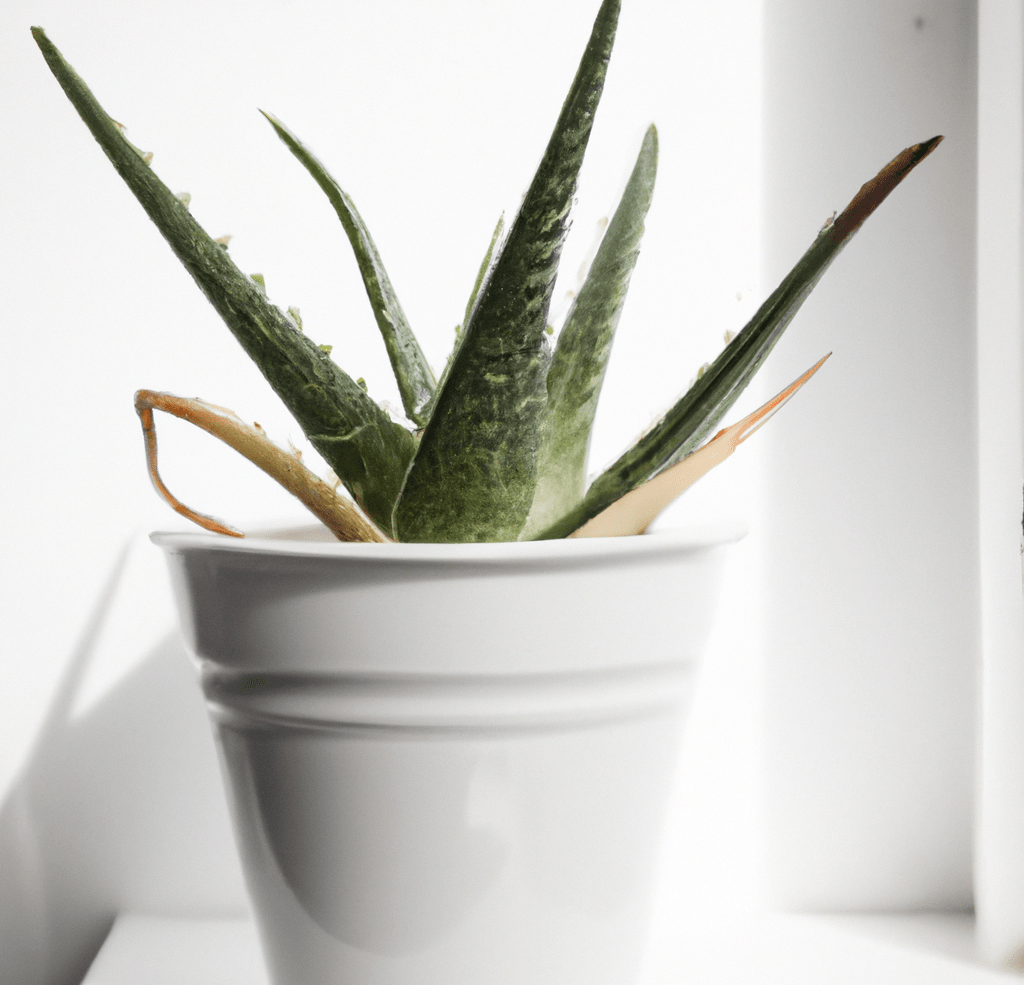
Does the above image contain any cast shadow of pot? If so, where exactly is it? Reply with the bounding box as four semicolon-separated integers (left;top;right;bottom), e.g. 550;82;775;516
0;540;245;985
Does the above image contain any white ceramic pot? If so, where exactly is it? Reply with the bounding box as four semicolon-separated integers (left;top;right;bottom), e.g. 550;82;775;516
154;522;742;985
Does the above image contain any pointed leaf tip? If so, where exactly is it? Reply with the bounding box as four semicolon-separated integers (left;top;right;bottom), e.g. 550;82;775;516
394;0;621;542
523;121;659;536
262;109;434;425
832;135;943;239
33;30;416;530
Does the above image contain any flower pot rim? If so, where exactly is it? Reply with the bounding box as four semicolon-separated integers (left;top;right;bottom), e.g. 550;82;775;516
151;518;747;565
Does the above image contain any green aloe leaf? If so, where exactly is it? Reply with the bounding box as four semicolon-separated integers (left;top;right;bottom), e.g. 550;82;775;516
533;135;943;540
420;213;505;422
461;213;507;331
394;0;621;543
522;123;658;538
32;27;416;534
261;111;435;426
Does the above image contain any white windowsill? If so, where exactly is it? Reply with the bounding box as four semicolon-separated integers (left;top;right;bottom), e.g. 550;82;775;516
81;911;1022;985
81;915;269;985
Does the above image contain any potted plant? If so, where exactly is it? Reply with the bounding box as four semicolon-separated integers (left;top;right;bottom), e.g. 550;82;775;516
33;1;938;982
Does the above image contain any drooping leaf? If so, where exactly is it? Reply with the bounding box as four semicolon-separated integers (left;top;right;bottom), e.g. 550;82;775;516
532;135;943;540
134;390;389;543
32;27;416;534
393;0;621;543
522;123;657;538
261;111;435;426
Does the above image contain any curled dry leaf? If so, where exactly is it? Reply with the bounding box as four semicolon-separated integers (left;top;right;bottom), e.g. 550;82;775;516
134;390;390;543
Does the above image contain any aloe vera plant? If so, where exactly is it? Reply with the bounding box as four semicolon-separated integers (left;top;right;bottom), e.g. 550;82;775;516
32;0;940;544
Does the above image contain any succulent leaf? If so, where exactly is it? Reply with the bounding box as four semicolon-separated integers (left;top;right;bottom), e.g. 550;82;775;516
462;213;506;331
532;135;943;540
261;111;436;426
522;123;657;538
393;0;621;543
420;213;506;422
32;27;416;534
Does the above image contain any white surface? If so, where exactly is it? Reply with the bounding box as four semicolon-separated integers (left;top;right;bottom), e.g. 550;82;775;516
81;911;1024;985
759;0;978;910
81;914;269;985
975;0;1024;967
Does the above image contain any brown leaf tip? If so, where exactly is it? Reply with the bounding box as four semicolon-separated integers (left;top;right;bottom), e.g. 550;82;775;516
832;135;943;240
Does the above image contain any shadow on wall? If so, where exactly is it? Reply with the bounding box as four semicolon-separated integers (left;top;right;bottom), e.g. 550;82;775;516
0;540;247;985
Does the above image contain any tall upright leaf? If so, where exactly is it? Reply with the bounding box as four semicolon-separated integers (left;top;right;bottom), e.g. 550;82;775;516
32;27;416;533
393;0;621;543
533;135;943;540
420;213;506;422
523;124;657;538
261;111;436;426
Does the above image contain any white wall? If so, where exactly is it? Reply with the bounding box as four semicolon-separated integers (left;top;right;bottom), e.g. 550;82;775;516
975;0;1024;967
1;0;764;981
760;0;978;911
